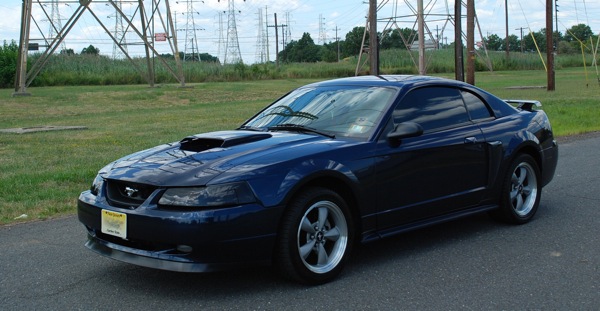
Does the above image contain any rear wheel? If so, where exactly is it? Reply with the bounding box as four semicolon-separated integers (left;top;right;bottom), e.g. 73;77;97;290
492;154;541;224
276;187;354;285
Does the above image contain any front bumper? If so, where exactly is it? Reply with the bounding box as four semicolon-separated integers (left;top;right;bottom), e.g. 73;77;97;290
78;190;282;272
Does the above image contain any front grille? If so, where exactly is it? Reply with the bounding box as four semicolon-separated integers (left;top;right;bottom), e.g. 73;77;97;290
105;180;157;209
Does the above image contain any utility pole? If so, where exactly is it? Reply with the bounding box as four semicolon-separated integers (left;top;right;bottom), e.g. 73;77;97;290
555;0;559;54
271;13;279;68
335;25;341;62
546;0;555;90
466;0;475;85
454;0;464;81
417;0;425;75
369;0;378;75
267;13;287;67
505;0;509;60
516;27;525;52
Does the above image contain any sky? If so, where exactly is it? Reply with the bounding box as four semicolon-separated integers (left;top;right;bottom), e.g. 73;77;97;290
1;0;599;64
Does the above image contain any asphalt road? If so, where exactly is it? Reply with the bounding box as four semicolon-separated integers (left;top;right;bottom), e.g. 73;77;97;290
1;134;599;310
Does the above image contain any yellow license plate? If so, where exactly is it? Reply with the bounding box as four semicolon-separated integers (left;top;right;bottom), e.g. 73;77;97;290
101;209;127;239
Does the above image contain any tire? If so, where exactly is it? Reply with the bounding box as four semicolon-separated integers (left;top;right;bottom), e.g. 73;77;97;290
492;154;541;224
276;187;354;285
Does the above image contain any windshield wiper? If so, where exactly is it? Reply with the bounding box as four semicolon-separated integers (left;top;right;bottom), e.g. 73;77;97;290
268;124;335;139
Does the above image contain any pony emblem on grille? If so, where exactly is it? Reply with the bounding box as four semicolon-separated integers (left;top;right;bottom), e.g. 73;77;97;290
124;186;139;198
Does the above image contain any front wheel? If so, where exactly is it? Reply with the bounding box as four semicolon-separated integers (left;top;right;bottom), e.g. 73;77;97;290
276;187;354;285
492;154;541;224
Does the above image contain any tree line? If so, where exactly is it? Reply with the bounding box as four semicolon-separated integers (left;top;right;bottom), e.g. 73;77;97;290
279;23;598;63
483;23;596;54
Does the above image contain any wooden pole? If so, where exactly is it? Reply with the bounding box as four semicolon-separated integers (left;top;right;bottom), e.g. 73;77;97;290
418;0;425;75
454;0;464;81
369;0;379;75
546;0;555;91
466;0;475;85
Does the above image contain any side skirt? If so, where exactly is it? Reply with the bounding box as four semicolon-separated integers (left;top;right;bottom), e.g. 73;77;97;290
361;204;499;243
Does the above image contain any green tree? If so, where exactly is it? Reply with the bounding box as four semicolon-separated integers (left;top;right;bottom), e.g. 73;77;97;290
60;48;75;55
81;45;100;55
343;26;366;57
505;34;521;52
522;29;546;52
0;40;18;88
483;34;503;51
320;42;339;62
564;23;593;43
381;28;417;50
280;32;320;63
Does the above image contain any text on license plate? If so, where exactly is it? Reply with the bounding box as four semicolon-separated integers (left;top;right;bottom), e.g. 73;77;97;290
101;209;127;239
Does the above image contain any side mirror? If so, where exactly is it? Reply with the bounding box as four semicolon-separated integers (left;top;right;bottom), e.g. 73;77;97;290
387;122;423;146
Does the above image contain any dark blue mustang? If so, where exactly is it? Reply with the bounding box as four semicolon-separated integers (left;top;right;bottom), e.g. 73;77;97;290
78;75;558;284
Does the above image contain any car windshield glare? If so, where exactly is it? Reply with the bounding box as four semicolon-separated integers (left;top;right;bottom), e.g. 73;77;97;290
244;85;397;138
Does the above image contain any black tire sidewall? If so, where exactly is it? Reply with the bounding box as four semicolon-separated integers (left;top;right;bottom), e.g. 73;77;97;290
276;187;354;285
498;154;542;224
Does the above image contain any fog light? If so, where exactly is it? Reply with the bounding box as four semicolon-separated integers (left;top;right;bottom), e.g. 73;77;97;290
176;245;193;253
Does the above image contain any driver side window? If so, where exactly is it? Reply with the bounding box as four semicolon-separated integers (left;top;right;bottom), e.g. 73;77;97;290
393;87;470;132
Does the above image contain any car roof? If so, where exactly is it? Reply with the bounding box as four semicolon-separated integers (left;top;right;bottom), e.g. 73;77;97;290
303;75;518;118
306;75;452;88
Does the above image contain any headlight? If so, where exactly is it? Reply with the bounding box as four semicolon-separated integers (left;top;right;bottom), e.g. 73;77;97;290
158;182;256;208
90;162;115;196
90;174;104;196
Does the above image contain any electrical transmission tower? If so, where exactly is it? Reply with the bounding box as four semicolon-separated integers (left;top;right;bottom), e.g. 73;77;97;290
355;0;491;76
217;12;225;63
255;8;267;63
224;0;243;64
14;0;185;95
111;1;128;59
284;12;292;46
47;0;66;51
182;0;202;61
318;14;327;44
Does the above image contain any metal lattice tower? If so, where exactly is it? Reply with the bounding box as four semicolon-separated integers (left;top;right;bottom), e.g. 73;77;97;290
224;0;243;64
48;0;66;50
254;8;267;63
217;12;225;62
183;0;201;61
284;12;292;46
14;0;186;94
318;14;327;44
111;1;128;59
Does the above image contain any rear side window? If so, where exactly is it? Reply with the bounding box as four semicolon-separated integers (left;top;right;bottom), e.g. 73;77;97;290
393;87;470;132
461;91;493;121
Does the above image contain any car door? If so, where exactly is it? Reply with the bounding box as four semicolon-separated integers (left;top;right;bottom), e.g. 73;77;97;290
374;86;489;231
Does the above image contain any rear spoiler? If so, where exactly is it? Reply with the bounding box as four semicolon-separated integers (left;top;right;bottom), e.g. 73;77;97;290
504;99;541;112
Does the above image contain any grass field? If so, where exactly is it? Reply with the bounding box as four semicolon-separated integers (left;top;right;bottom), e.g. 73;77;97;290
1;68;599;225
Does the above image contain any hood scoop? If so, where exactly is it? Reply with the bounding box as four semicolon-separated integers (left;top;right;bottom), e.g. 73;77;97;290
179;132;272;152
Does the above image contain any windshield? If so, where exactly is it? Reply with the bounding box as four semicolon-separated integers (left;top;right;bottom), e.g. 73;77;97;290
243;85;397;139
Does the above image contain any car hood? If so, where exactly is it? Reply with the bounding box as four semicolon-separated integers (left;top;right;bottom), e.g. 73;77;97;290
102;130;334;187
